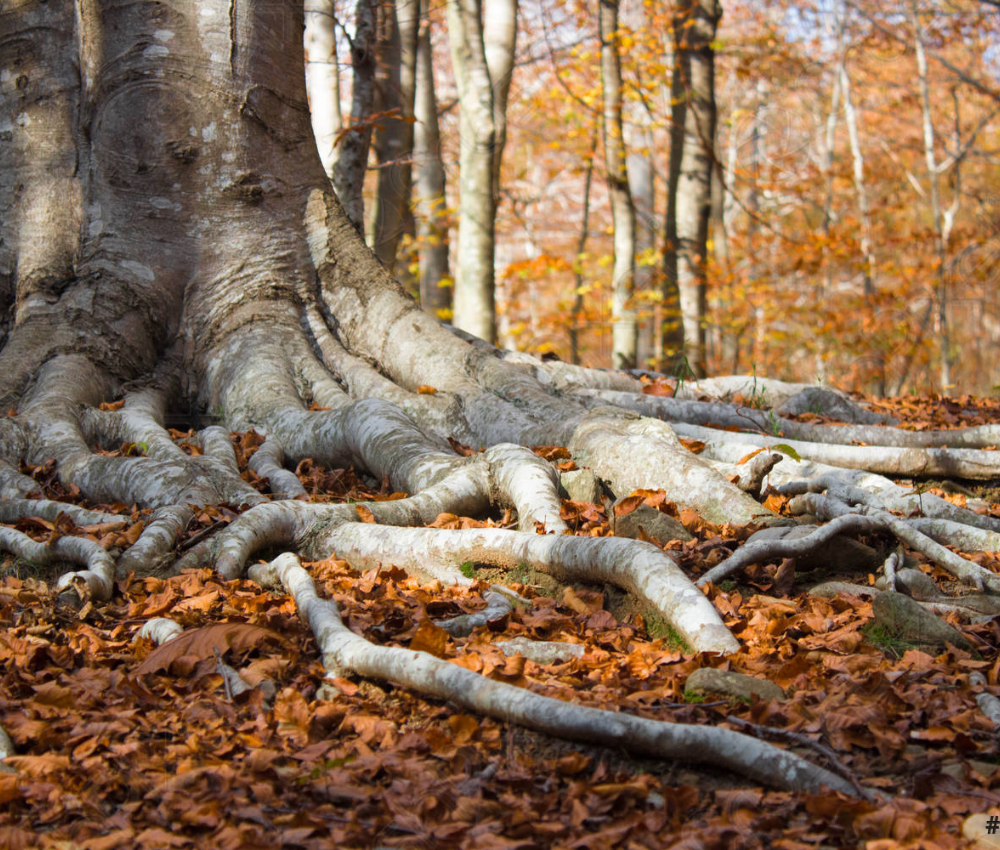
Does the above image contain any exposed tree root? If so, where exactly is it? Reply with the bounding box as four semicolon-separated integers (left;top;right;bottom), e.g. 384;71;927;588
0;526;114;600
117;505;195;578
316;525;738;654
0;722;13;771
135;617;184;645
177;482;735;653
248;440;307;499
0;460;37;500
0;500;123;526
251;553;859;796
788;492;1000;592
700;488;1000;593
436;589;514;637
671;422;1000;479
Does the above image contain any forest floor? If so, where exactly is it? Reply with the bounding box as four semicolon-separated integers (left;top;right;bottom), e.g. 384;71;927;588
2;390;1000;849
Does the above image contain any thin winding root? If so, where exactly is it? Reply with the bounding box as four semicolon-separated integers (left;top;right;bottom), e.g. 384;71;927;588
250;553;860;796
671;422;1000;480
318;524;738;654
247;440;307;499
776;472;1000;534
0;500;124;526
0;459;38;499
698;514;892;588
790;492;1000;593
699;490;1000;594
0;722;13;772
436;589;513;637
0;526;114;600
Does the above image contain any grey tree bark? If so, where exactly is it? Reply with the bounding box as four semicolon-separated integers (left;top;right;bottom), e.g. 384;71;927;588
664;0;721;377
599;0;638;371
413;0;452;317
370;0;419;270
331;0;379;232
446;0;517;342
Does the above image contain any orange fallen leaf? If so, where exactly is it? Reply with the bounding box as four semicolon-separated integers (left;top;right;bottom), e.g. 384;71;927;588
680;438;707;454
409;621;451;657
736;447;766;465
417;385;437;394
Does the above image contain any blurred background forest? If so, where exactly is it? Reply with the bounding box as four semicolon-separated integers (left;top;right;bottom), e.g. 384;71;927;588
306;0;1000;396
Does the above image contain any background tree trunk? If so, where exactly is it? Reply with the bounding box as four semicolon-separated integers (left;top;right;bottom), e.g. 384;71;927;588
665;0;721;378
447;0;517;343
599;0;638;371
413;0;452;317
370;0;419;271
629;127;656;369
332;0;379;233
305;0;343;178
911;0;951;392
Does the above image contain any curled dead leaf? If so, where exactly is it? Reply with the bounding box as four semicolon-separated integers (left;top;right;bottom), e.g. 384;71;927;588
134;623;287;677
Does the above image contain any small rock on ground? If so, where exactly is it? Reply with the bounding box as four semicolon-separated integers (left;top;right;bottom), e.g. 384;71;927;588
871;591;972;651
612;503;694;543
684;668;785;703
560;468;603;503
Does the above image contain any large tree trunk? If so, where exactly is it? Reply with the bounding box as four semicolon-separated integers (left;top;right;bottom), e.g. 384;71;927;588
598;0;638;371
11;0;999;800
664;0;721;378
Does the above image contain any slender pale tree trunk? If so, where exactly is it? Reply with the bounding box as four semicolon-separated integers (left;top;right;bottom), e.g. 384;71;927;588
662;32;684;370
817;53;841;383
598;0;637;370
629;126;656;368
414;0;452;317
371;0;419;270
571;132;599;365
305;0;343;178
485;0;517;202
911;0;950;391
838;55;882;394
665;0;721;378
332;0;379;232
447;0;517;342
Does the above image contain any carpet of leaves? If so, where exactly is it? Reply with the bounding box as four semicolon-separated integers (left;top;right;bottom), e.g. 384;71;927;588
2;399;1000;849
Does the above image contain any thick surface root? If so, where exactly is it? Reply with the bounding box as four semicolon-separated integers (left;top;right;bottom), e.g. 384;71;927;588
252;553;858;796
